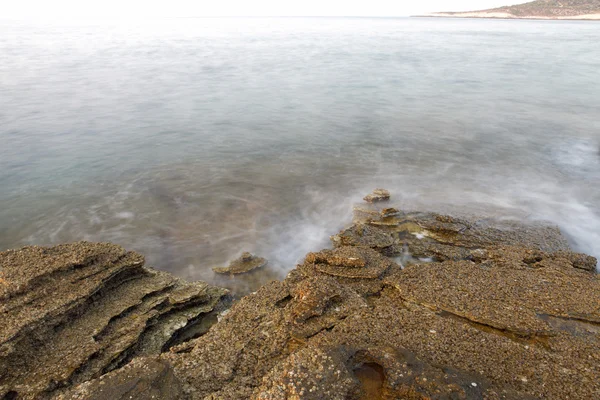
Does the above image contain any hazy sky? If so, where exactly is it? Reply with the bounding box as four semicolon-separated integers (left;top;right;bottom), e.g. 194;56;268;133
3;1;520;18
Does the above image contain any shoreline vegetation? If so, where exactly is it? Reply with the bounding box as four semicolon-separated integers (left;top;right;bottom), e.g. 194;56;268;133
1;189;599;399
414;0;600;20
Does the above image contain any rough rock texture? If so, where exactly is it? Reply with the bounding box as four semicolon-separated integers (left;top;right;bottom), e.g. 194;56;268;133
212;252;268;275
0;242;228;399
363;189;390;203
2;200;599;399
157;204;598;399
57;358;184;400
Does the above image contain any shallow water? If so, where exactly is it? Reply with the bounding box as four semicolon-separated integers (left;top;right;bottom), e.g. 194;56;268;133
1;17;599;291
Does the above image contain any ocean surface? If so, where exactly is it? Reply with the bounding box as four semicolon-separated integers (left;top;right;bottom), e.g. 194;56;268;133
1;17;599;292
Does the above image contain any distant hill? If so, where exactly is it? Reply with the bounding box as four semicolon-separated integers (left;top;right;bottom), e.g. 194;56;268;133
422;0;600;20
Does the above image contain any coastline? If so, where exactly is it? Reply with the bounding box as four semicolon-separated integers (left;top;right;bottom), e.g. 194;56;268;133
413;13;600;21
2;191;599;399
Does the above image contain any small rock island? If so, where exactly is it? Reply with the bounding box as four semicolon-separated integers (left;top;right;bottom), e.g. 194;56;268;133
1;190;599;399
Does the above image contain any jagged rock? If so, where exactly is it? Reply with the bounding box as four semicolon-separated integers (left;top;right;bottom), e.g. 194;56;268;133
0;242;228;399
363;189;390;203
2;209;599;400
162;212;598;400
213;252;268;275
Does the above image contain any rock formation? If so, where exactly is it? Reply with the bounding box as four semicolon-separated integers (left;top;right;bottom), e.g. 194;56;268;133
0;243;228;399
1;195;599;399
363;189;390;203
212;252;268;275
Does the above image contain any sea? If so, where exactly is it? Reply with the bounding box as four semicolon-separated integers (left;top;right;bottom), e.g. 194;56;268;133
1;17;599;292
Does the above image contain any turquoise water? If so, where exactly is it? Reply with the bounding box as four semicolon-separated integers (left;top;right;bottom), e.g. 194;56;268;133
1;17;599;288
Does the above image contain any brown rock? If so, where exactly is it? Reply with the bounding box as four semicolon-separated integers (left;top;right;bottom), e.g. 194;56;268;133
380;207;401;218
310;247;394;279
305;248;366;268
253;345;356;400
0;242;228;399
2;209;599;400
57;358;184;400
213;252;268;275
363;189;390;203
551;251;597;271
330;224;395;251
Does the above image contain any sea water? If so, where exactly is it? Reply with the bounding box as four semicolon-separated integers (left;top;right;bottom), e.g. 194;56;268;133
1;17;599;291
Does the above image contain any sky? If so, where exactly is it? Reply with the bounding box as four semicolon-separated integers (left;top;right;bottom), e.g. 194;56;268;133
1;1;521;18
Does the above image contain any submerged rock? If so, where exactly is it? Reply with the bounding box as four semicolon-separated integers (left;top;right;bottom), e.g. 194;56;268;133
363;188;390;203
212;252;268;275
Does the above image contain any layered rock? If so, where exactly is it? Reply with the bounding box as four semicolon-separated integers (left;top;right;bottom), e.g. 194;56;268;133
2;198;599;399
363;189;390;203
158;200;596;399
0;242;228;399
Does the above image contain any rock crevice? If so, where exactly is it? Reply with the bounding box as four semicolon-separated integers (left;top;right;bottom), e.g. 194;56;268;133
1;196;599;399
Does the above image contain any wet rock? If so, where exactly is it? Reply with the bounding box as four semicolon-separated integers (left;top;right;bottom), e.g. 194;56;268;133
163;213;599;399
551;251;597;271
397;240;473;262
368;217;406;228
363;189;390;203
213;252;268;275
331;224;395;252
306;247;394;279
305;248;366;268
2;209;599;400
349;346;492;400
352;205;381;220
0;242;228;399
380;208;401;218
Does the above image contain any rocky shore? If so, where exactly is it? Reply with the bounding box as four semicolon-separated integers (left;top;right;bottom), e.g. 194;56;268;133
1;193;599;399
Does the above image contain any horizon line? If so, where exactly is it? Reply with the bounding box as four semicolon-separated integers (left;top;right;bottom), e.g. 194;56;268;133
1;15;427;20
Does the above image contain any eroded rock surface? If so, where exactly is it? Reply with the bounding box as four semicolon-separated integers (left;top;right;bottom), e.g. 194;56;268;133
57;358;183;400
1;203;599;400
0;242;228;399
159;206;598;399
